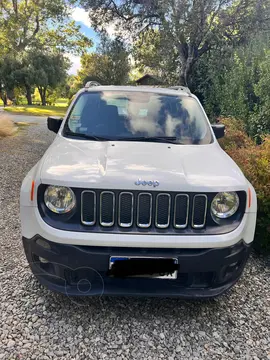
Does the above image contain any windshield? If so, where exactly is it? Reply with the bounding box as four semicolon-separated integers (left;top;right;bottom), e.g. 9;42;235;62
63;91;213;144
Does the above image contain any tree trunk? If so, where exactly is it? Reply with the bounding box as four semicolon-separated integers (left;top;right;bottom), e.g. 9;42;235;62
25;85;32;105
179;70;187;86
7;89;15;104
41;93;46;106
38;87;47;106
178;43;197;87
179;60;193;86
0;91;7;106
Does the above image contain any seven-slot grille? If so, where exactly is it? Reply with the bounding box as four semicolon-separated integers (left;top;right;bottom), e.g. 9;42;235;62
81;191;208;230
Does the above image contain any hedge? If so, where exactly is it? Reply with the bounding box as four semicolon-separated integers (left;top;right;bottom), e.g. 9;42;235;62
219;117;270;253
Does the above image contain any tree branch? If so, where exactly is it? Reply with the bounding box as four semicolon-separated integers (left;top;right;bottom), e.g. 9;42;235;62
12;0;18;16
32;15;40;37
108;0;159;22
197;41;211;57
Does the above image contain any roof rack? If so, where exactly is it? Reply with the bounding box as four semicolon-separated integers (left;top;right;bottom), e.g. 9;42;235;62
84;81;101;88
169;86;191;94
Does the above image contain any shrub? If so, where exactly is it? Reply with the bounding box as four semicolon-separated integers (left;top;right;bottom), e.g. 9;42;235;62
218;117;254;150
0;114;17;138
219;117;270;252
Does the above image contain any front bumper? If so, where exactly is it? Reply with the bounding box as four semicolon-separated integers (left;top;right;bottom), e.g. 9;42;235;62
23;236;251;298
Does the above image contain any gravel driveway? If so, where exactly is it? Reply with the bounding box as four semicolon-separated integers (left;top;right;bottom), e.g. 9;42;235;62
0;121;269;360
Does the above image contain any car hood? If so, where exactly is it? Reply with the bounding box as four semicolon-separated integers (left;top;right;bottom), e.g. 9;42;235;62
39;136;247;192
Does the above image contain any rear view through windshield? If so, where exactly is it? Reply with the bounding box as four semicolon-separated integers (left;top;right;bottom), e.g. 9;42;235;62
64;91;212;144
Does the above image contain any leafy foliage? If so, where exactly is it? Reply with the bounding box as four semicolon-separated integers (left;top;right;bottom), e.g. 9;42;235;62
0;0;92;56
0;57;21;105
78;0;270;84
76;37;130;86
193;34;270;140
0;1;93;106
27;52;69;105
0;52;69;106
251;50;270;140
219;118;270;252
132;29;179;85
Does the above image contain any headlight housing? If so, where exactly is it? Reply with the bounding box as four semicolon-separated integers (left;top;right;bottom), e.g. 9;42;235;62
44;186;76;214
211;192;239;219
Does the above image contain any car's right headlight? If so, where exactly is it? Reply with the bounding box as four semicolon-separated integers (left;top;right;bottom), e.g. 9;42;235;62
44;186;76;214
211;192;239;219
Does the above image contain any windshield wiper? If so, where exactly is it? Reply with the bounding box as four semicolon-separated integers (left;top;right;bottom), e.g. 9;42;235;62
115;136;182;144
65;132;185;144
65;131;111;141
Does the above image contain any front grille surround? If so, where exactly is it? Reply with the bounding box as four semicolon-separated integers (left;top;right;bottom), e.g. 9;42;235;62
81;190;238;231
38;185;246;235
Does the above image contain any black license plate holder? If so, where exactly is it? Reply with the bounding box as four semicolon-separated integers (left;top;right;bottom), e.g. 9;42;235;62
108;256;178;279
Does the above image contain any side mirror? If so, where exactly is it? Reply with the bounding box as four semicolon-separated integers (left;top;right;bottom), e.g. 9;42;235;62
47;116;63;134
212;124;225;139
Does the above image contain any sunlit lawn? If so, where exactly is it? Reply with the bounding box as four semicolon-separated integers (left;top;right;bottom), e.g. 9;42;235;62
4;105;68;117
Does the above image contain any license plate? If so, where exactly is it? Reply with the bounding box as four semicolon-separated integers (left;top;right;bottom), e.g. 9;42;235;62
109;256;178;279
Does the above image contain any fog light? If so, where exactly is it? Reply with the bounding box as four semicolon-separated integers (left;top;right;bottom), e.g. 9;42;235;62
39;257;49;264
36;238;51;250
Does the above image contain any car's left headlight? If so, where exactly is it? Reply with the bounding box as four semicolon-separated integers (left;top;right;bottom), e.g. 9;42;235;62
211;192;239;219
44;186;76;214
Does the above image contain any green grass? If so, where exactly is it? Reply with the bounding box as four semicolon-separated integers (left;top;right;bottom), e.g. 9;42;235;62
55;98;69;107
4;105;68;117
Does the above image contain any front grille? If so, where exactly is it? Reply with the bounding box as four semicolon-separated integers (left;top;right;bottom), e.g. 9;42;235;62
81;191;96;225
100;191;115;226
155;193;171;228
174;194;189;228
137;193;152;228
192;194;207;228
81;190;209;231
119;192;133;227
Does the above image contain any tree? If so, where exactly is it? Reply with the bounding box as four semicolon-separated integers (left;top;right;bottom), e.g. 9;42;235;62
13;62;36;105
0;0;92;57
252;50;270;139
77;0;270;85
0;57;21;105
66;75;78;99
26;52;69;105
0;1;92;105
0;52;68;105
34;21;93;55
77;37;130;86
132;29;180;85
189;32;270;139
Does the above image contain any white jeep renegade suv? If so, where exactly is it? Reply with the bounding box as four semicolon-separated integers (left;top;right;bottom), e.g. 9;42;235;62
20;83;257;298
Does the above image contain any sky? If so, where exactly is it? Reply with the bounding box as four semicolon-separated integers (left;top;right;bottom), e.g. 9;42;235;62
68;7;97;75
68;7;117;75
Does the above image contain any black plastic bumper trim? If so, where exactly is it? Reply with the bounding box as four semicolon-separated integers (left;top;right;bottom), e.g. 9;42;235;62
22;236;251;298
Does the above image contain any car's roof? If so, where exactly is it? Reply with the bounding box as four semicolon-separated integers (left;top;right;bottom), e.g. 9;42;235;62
81;85;192;97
